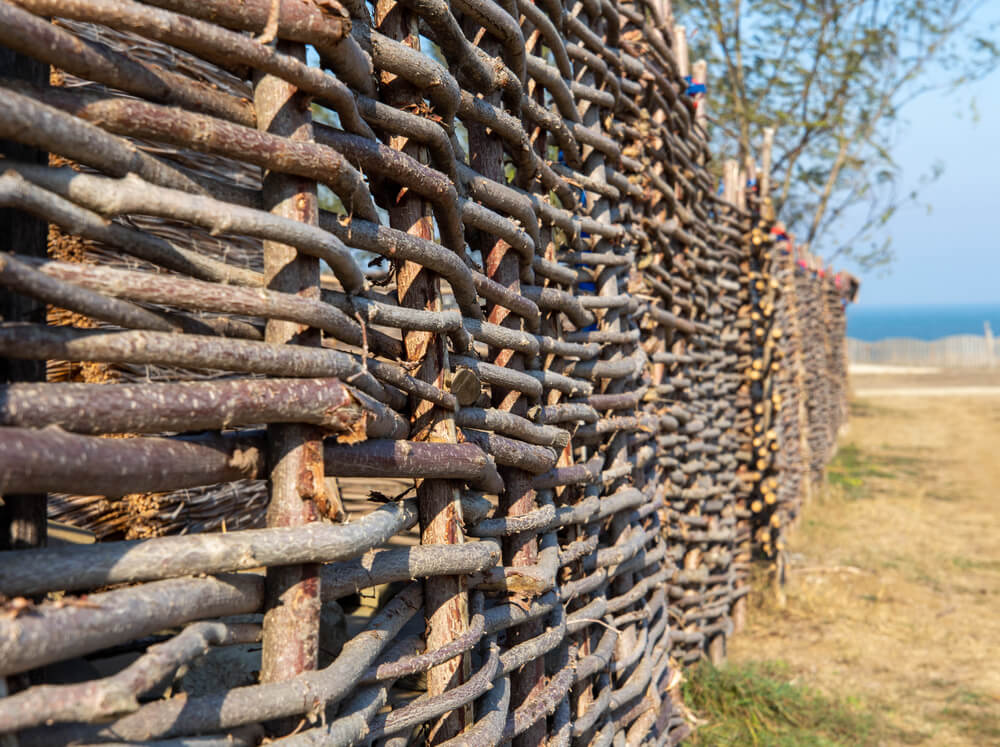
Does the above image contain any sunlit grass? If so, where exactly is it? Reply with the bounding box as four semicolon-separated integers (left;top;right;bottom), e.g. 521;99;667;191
682;661;885;746
825;444;921;499
939;689;1000;743
722;391;1000;746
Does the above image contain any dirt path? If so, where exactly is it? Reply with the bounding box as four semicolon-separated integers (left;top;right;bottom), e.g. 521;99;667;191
727;385;1000;745
853;386;1000;397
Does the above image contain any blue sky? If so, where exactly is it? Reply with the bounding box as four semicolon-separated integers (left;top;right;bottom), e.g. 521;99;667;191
840;59;1000;307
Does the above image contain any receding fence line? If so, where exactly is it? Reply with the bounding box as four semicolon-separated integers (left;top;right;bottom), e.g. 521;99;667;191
0;3;854;745
848;335;999;368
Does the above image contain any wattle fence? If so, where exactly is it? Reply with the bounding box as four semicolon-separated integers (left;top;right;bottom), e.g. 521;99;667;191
0;2;854;745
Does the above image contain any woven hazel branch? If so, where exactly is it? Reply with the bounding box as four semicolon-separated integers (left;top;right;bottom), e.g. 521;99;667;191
0;500;418;596
14;0;373;139
22;584;425;743
0;377;378;435
0;427;502;500
0;574;266;678
0;2;257;125
11;163;366;292
0;621;263;732
0;172;261;285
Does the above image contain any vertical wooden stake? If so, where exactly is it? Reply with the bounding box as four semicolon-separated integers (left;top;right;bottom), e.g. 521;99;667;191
465;42;546;747
692;58;708;134
760;127;775;202
722;159;740;207
784;255;814;506
744;156;757;198
657;0;673;28
255;42;324;706
377;3;470;741
673;25;690;79
0;47;48;551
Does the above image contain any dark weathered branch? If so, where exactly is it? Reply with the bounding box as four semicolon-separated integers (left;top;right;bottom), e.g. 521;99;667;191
521;285;595;329
472;272;541;331
455;408;570;449
523;368;593;397
363;355;460;412
321;212;483;321
0;323;390;403
0;86;216;199
0;426;265;496
0;2;255;125
14;0;374;139
469;504;557;538
315;123;465;255
451;355;544;399
325;439;504;493
141;0;354;76
531;402;599;425
503;644;577;739
0;378;379;435
460;430;559;474
322;287;469;351
498;604;565;676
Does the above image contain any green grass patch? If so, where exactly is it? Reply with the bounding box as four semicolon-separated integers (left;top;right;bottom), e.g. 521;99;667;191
939;689;1000;742
848;401;898;419
951;556;1000;572
682;661;883;746
826;445;893;498
825;444;921;499
927;490;961;502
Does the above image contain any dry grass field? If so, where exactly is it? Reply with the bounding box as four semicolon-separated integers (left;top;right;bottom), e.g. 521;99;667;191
689;369;1000;745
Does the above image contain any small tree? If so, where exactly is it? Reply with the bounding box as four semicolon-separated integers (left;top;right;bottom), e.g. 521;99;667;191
676;0;999;268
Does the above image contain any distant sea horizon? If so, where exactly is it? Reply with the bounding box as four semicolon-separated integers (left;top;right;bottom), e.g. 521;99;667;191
847;303;1000;342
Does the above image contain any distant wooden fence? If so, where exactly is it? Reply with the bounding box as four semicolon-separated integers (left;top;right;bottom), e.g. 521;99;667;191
848;335;998;368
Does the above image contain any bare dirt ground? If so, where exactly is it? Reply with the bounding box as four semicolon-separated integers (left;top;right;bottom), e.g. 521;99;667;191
728;369;1000;745
851;366;1000;396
